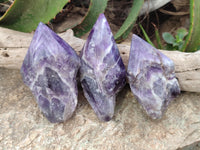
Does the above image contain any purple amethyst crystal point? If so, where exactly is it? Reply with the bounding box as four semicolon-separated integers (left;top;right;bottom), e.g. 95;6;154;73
80;14;126;121
21;22;80;123
127;34;180;119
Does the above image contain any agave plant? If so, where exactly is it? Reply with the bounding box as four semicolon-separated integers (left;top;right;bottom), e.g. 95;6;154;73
0;0;144;42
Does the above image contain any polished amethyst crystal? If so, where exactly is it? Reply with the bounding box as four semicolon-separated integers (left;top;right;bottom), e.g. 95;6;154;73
80;14;126;121
127;34;180;119
21;23;80;123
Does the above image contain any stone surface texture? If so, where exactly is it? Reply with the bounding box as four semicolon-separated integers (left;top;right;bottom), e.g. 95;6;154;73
127;34;180;119
80;14;126;121
20;23;80;123
1;68;200;150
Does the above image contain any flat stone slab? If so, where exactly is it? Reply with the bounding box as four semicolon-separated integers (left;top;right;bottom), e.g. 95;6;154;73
0;68;200;150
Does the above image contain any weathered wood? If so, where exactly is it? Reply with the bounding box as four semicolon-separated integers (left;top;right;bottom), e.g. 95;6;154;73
0;27;200;92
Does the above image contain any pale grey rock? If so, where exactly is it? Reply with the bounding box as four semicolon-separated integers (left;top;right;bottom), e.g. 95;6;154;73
1;68;200;150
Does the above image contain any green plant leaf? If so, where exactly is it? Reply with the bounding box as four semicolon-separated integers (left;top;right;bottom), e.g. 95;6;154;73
114;0;144;43
152;24;163;49
181;0;200;52
172;42;179;47
0;0;69;32
162;32;175;44
178;41;184;50
72;0;108;37
139;24;155;47
176;28;188;40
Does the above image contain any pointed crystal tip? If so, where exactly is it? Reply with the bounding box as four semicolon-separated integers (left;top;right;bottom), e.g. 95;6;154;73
21;22;80;123
80;14;126;121
127;34;180;119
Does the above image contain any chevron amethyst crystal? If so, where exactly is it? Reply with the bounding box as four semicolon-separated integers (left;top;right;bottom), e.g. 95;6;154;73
21;23;80;123
127;34;180;119
80;14;126;121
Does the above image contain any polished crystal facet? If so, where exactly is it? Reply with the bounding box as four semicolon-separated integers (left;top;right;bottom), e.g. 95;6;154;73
80;14;126;121
127;34;180;119
21;23;80;123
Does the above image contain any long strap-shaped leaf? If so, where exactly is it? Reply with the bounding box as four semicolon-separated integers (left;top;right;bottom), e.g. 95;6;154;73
181;0;200;52
114;0;144;43
72;0;108;37
0;0;69;32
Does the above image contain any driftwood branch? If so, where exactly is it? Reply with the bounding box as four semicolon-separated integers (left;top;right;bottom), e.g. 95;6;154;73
0;27;200;92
